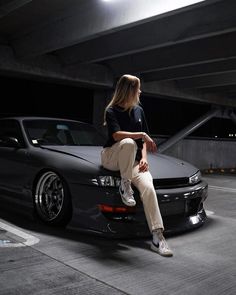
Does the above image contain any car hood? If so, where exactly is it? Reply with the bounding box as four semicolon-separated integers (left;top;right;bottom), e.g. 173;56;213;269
43;145;198;179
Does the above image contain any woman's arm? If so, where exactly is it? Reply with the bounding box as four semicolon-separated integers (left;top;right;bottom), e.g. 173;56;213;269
113;131;157;152
139;142;149;172
112;131;144;141
142;132;157;153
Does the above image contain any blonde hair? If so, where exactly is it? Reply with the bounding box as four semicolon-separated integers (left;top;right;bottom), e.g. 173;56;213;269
103;74;140;125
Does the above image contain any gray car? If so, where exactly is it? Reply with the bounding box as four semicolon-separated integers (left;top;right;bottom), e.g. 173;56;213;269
0;117;208;237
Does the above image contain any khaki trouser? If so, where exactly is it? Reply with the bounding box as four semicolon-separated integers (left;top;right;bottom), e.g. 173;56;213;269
101;138;164;232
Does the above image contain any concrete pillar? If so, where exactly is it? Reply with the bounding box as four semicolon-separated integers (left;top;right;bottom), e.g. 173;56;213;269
93;89;113;136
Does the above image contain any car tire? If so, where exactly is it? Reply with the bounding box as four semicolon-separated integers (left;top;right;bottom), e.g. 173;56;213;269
34;171;72;226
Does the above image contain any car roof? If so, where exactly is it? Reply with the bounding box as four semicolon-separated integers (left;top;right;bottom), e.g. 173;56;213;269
0;116;86;124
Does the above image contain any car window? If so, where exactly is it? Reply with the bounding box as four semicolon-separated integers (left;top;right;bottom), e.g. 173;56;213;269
0;119;25;147
23;119;106;146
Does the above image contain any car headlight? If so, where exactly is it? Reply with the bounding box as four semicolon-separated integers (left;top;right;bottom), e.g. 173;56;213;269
189;171;201;185
95;176;121;187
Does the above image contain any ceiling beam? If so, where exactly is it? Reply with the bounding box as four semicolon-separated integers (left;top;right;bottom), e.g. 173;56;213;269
142;59;236;82
192;85;236;97
56;0;236;65
177;72;236;89
142;80;236;108
2;43;236;108
106;31;236;76
0;0;32;19
0;45;114;87
11;0;220;58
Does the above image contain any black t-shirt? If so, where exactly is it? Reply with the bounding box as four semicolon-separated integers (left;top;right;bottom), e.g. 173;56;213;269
104;105;149;161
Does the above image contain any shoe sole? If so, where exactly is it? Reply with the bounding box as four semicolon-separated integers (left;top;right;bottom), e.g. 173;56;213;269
119;186;136;207
121;195;136;207
150;243;173;257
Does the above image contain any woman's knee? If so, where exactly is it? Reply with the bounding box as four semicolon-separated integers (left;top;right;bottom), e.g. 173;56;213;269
120;138;137;151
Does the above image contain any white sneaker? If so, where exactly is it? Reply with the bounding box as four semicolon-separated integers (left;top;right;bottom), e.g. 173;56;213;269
151;230;173;257
119;178;136;207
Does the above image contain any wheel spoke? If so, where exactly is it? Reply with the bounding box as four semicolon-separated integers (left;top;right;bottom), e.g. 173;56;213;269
35;172;64;221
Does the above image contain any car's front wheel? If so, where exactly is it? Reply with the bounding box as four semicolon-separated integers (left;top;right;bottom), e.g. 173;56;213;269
34;171;72;226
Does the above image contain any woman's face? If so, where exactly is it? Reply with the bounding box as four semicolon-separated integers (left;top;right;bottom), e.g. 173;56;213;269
136;80;141;100
129;85;141;106
138;88;141;97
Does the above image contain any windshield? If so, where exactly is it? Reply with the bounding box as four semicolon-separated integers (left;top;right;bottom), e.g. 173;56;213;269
24;119;106;146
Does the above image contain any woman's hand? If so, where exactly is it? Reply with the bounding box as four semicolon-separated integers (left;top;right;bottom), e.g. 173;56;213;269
139;157;149;172
142;133;157;153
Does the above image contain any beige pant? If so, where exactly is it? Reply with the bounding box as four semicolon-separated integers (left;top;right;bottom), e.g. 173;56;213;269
101;138;164;232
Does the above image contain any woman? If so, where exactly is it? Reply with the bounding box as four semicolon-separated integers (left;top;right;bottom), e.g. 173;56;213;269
101;74;173;257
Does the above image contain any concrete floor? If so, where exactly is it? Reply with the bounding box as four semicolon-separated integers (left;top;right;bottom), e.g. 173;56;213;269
0;174;236;295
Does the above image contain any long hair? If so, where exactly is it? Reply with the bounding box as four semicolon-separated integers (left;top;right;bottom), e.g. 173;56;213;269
103;74;140;125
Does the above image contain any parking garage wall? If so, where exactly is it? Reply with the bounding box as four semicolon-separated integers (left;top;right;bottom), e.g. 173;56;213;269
157;137;236;170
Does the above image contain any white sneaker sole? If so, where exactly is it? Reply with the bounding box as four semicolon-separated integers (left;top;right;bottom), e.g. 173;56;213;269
121;195;136;207
150;243;173;257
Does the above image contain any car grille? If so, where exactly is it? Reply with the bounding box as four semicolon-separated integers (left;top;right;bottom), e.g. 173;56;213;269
160;201;185;216
160;197;202;217
153;177;189;189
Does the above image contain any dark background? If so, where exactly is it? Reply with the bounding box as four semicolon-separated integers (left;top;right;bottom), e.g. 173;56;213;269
1;76;236;139
0;76;94;122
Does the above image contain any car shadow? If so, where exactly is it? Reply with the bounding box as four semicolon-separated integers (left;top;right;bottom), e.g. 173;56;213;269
0;201;217;259
0;203;149;251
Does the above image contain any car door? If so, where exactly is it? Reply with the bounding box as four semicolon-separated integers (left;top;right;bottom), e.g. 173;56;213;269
0;119;31;198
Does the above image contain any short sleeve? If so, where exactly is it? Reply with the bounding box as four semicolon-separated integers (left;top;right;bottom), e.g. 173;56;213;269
140;107;150;134
105;108;121;136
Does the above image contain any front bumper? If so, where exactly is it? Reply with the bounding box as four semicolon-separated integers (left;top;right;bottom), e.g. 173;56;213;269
69;180;208;238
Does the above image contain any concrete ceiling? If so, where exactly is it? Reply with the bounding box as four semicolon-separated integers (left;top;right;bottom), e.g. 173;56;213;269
1;0;236;107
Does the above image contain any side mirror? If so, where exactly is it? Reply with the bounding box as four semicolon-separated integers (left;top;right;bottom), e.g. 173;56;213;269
0;136;21;148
